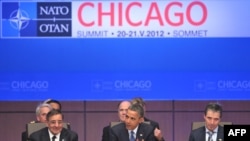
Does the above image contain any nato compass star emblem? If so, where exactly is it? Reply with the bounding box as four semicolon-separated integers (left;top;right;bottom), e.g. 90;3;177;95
9;9;30;31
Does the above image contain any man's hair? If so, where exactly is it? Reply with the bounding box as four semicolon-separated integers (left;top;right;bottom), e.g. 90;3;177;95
46;109;64;121
45;99;62;110
128;104;144;118
35;103;52;116
204;102;223;118
131;97;146;107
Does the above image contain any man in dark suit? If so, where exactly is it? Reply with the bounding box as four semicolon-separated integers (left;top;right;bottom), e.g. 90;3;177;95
29;109;78;141
131;97;164;141
189;103;224;141
102;100;131;141
22;103;52;141
110;104;157;141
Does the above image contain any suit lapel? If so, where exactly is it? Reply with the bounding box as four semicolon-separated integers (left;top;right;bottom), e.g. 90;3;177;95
216;126;224;141
59;128;68;141
41;128;50;141
136;123;147;141
200;127;206;141
123;125;129;141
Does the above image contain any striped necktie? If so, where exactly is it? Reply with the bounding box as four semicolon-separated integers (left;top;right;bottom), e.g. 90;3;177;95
207;131;214;141
130;131;135;141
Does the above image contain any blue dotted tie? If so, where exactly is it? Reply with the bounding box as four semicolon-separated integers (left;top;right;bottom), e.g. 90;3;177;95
130;131;135;141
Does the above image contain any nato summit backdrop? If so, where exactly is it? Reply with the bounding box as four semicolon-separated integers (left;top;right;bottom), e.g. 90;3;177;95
0;0;250;101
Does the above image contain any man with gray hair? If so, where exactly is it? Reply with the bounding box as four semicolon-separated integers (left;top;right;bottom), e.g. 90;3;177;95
35;103;53;122
102;100;131;141
22;103;52;141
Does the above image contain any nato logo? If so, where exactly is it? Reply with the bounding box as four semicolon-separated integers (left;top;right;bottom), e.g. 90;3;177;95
1;2;72;37
2;2;36;37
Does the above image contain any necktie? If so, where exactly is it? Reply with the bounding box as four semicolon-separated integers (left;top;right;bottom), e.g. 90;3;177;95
207;131;214;141
52;135;56;141
130;131;135;141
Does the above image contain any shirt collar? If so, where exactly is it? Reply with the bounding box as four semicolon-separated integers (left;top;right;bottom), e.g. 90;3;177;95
128;125;139;135
48;129;61;141
205;126;218;133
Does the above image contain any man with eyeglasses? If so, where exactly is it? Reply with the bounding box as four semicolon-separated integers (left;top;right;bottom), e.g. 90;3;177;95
29;109;78;141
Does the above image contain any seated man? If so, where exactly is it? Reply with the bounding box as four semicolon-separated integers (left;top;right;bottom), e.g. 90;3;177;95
110;104;156;141
188;102;224;141
29;109;78;141
102;100;131;141
131;97;164;141
21;103;52;141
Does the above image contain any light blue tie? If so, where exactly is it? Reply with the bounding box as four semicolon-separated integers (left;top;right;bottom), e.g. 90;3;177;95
130;131;135;141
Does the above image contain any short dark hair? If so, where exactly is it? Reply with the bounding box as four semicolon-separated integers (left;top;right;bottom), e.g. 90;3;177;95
128;104;144;118
45;99;62;110
204;102;223;118
46;109;64;121
131;97;146;107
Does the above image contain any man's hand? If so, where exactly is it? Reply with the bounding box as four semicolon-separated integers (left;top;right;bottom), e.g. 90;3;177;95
154;128;164;141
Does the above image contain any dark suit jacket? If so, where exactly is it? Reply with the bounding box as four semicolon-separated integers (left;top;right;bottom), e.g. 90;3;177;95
144;117;160;129
102;117;160;141
102;125;110;141
22;131;28;141
29;127;78;141
110;122;156;141
22;120;38;141
188;125;224;141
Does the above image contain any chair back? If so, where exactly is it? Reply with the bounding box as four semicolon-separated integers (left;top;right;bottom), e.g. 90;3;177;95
192;121;232;130
110;121;122;127
26;122;70;137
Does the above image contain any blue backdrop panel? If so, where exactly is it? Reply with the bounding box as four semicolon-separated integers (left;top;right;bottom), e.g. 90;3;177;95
0;0;250;100
0;38;250;100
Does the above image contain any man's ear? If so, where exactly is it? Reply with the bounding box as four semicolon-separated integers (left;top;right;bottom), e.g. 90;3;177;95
203;114;206;120
36;116;40;122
